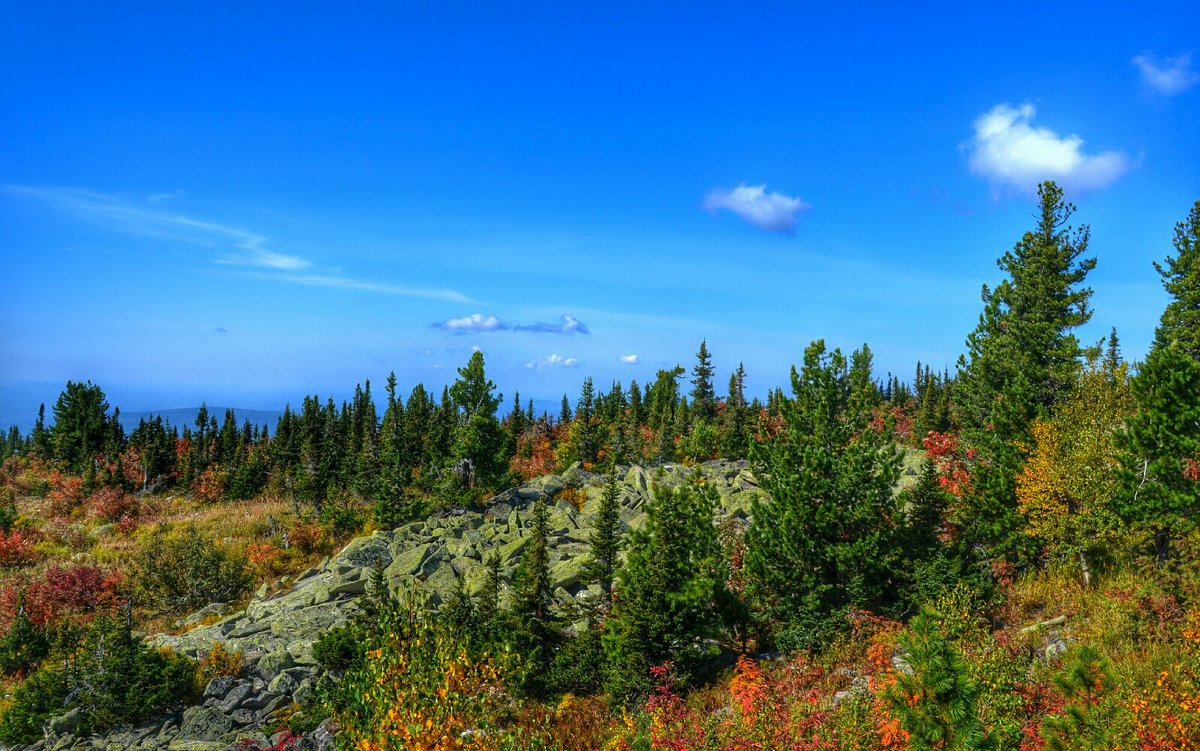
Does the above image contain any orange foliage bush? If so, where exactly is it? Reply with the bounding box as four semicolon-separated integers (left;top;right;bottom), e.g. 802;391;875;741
46;471;85;517
85;486;137;522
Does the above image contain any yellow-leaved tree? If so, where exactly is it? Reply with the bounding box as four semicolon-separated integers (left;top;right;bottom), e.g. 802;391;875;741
1017;353;1134;585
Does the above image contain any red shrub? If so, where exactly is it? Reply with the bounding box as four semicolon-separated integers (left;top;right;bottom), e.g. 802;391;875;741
85;486;137;522
0;530;35;568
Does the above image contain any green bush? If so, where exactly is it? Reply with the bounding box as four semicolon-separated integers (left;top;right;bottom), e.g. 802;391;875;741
134;526;251;614
312;623;366;672
0;605;50;676
0;615;196;744
0;661;69;743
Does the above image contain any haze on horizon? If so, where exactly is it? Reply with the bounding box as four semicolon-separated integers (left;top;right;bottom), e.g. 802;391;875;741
2;3;1198;426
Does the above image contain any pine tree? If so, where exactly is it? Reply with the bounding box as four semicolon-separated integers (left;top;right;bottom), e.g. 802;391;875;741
604;479;726;699
582;471;624;609
955;181;1095;560
1115;344;1200;563
745;340;902;643
1115;201;1200;564
50;381;114;474
1039;645;1116;751
885;610;989;751
448;352;504;492
1152;200;1200;358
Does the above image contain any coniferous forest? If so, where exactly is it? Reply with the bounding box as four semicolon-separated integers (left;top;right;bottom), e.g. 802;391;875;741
0;184;1198;749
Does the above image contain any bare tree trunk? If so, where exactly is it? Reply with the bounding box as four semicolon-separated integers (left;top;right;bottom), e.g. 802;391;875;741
1078;546;1091;588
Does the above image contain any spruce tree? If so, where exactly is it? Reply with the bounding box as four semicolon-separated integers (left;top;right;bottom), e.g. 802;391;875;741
509;498;557;696
582;471;624;609
691;340;717;421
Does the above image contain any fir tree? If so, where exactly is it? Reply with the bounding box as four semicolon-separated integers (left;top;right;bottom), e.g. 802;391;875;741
50;381;113;474
721;362;751;459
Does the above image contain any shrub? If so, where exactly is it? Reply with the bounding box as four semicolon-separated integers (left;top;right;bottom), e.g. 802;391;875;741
0;659;69;744
133;526;251;614
195;641;244;694
312;624;365;672
0;615;196;743
84;486;136;522
0;602;50;676
0;530;36;568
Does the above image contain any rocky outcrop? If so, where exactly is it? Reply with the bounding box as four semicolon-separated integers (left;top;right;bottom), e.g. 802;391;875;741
15;461;763;751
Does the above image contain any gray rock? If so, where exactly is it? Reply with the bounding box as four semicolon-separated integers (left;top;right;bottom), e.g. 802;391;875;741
202;675;235;700
257;649;295;681
1043;638;1068;661
219;681;253;713
297;718;336;751
178;705;234;742
269;670;299;696
44;707;81;738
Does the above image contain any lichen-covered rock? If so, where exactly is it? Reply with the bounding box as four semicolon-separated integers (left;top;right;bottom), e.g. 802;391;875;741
177;705;235;743
75;462;770;751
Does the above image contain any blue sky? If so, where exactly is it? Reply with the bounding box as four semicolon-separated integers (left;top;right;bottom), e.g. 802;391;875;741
2;3;1198;424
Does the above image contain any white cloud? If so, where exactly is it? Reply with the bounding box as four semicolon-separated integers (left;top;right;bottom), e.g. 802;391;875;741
1133;52;1200;96
525;354;579;370
703;183;811;233
432;313;506;333
514;314;590;335
619;354;639;365
966;104;1130;194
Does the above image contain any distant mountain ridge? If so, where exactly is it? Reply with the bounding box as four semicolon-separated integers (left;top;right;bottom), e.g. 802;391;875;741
118;407;285;432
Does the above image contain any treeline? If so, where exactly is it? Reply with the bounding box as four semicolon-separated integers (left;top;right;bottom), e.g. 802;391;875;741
0;335;953;532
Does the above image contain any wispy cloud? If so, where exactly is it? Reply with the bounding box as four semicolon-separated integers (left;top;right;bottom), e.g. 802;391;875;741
514;315;590;335
274;275;473;303
703;183;811;233
148;189;185;202
432;313;507;332
432;313;591;335
965;103;1130;194
212;326;227;335
525;354;579;370
1133;52;1200;96
4;185;310;270
3;185;474;303
619;354;639;365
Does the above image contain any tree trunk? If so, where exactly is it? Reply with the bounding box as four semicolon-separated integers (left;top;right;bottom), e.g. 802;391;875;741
1078;546;1091;588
